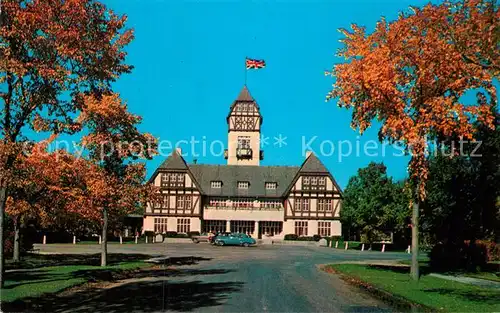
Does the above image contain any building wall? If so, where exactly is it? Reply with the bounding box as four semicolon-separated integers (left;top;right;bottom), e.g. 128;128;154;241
143;216;201;233
203;207;283;221
283;219;341;237
227;130;261;166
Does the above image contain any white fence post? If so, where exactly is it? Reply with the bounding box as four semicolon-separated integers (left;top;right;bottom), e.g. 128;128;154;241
145;236;148;244
98;235;102;245
407;245;411;254
73;236;76;244
120;236;123;244
335;241;338;248
381;244;386;253
345;241;348;250
43;235;46;245
135;235;138;244
361;243;365;251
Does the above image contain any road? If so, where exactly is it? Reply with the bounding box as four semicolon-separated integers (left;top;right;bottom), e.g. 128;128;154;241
33;243;411;313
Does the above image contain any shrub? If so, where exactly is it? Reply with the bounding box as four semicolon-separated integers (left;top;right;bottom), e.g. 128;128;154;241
297;236;316;241
187;231;200;238
312;234;321;242
284;234;298;241
175;233;189;238
165;231;178;238
430;241;490;272
144;231;155;237
3;229;35;257
476;240;500;262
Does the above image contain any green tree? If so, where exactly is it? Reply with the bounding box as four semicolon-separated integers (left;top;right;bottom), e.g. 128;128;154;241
341;162;410;248
423;116;500;246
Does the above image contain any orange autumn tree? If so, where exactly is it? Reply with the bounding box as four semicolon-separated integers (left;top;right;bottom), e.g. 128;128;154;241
78;93;157;266
326;0;497;280
0;0;134;286
5;138;98;261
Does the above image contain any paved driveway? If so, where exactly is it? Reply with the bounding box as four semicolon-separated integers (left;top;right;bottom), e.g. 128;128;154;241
34;243;411;313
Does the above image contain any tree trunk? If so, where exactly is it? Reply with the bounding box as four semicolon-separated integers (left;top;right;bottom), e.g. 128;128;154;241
0;186;7;288
410;199;420;280
101;207;108;267
13;215;20;263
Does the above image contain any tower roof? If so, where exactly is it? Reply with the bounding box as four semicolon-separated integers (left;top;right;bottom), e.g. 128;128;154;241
227;85;262;123
236;85;255;102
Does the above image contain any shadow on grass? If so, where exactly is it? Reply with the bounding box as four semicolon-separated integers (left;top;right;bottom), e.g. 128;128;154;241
423;288;499;305
4;279;244;313
367;264;433;276
6;253;154;270
5;255;215;286
2;255;229;312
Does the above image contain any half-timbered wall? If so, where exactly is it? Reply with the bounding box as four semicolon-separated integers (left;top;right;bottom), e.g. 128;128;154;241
284;175;342;220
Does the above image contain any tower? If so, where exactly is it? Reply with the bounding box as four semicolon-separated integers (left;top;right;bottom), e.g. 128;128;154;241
225;86;263;166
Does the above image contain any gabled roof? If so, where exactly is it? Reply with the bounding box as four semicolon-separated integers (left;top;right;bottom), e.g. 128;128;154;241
300;152;329;173
188;164;299;197
158;149;188;170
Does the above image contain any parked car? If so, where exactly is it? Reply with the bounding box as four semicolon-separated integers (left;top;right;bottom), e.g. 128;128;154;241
214;232;256;247
191;232;212;243
209;232;230;245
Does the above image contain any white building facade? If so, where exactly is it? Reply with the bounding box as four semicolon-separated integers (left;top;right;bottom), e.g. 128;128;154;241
144;86;343;239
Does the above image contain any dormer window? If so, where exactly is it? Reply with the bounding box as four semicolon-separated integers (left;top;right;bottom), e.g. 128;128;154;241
237;181;249;189
265;182;277;190
211;181;222;188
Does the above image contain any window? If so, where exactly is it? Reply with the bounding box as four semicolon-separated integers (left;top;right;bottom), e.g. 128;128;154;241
294;198;310;211
318;221;331;237
237;136;251;149
154;217;168;233
318;177;327;190
176;195;192;210
160;172;185;188
237;181;249;189
317;199;333;212
262;200;281;209
261;221;283;237
153;196;162;209
177;218;190;233
295;221;308;236
203;220;226;233
302;176;327;191
230;220;255;235
211;181;222;188
265;182;277;190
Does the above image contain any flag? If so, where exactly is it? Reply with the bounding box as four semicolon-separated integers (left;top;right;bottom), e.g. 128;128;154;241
246;58;266;69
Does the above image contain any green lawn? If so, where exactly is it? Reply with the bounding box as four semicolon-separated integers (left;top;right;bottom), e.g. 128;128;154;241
2;256;153;303
329;264;500;312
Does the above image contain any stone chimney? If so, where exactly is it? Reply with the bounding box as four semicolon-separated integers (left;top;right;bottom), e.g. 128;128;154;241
176;147;182;154
306;151;313;158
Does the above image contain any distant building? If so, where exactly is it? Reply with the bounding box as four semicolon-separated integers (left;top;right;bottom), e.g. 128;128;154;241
144;86;343;239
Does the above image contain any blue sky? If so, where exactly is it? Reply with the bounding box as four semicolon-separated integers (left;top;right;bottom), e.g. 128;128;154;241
100;0;438;188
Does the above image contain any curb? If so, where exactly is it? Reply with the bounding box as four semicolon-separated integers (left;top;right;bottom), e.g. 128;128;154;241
320;264;435;312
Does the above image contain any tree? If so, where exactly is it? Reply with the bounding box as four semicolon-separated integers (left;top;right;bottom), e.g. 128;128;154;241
0;0;134;286
422;115;500;246
341;162;410;247
326;0;497;279
77;93;156;266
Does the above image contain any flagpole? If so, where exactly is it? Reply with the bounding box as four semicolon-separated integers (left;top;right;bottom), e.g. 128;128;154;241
244;57;247;86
